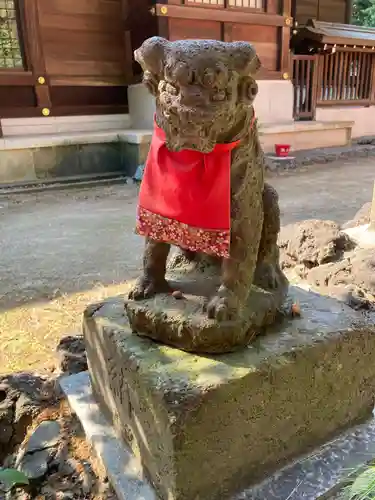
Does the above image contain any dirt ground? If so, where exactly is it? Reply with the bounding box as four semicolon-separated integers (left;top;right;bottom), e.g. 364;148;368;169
1;156;375;374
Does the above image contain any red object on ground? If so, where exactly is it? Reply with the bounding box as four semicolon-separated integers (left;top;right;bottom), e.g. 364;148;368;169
275;144;291;157
135;122;241;258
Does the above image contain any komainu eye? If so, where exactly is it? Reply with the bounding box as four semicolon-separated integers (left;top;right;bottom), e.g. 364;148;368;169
212;90;226;102
202;69;216;87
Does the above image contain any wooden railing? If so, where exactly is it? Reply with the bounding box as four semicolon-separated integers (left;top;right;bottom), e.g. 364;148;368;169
292;49;375;121
317;50;375;106
292;55;318;120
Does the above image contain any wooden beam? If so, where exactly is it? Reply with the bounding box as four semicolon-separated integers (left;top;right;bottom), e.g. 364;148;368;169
121;0;133;81
317;98;371;106
311;56;320;120
265;0;280;15
0;104;129;119
371;54;375;104
290;0;297;21
0;71;34;86
154;4;287;27
23;0;52;113
279;0;292;77
280;27;291;75
324;38;375;47
336;47;375;54
345;0;353;24
282;0;292;17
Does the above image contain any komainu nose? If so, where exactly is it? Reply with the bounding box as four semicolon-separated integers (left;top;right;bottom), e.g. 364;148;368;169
179;86;208;107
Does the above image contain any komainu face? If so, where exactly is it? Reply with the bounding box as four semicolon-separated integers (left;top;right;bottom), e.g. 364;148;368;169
134;37;261;153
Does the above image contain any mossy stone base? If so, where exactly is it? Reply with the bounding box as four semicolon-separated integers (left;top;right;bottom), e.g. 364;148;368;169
84;285;375;500
125;273;285;354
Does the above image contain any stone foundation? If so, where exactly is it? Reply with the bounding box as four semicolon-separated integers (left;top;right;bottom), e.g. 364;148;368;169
317;105;375;138
0;137;151;185
84;286;375;500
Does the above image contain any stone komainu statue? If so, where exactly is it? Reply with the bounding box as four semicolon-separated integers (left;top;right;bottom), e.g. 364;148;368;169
126;37;289;353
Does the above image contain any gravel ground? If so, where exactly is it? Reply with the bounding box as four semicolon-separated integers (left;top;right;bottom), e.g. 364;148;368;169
0;156;374;373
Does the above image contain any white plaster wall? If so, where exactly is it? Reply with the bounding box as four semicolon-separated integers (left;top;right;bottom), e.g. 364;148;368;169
255;80;294;124
128;80;294;130
316;106;375;138
128;83;156;129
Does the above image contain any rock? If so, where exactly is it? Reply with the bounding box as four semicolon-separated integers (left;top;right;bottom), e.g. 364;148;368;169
342;202;371;229
56;493;75;500
0;374;48;462
0;401;14;445
5;488;31;500
50;443;68;472
357;136;375;145
278;217;375;310
17;448;51;480
57;456;79;476
78;462;94;495
56;335;88;375
307;248;375;309
23;420;61;454
279;219;355;270
0;374;47;402
41;484;75;500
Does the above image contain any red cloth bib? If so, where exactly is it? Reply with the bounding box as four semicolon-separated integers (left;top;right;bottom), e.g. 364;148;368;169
136;123;241;258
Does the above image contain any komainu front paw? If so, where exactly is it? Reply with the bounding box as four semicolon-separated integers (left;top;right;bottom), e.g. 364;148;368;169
128;276;171;300
207;286;237;322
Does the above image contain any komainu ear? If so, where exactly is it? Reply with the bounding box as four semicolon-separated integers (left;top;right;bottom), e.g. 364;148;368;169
134;37;168;96
230;42;262;77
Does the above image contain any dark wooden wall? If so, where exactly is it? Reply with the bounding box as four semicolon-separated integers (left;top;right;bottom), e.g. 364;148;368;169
153;1;293;80
126;0;156;76
38;0;130;86
0;0;136;118
293;0;348;26
38;0;132;110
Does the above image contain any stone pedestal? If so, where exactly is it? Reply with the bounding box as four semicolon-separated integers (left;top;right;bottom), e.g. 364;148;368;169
84;286;375;500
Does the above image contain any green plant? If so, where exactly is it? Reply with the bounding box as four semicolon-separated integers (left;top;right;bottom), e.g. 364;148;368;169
345;464;375;499
353;0;375;27
0;468;29;493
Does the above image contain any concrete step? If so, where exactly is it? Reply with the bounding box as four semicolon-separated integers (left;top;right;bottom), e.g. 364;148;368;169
61;371;375;500
0;120;354;185
0;129;151;186
0;172;129;195
260;120;354;153
0;114;132;137
0;128;152;151
239;414;375;499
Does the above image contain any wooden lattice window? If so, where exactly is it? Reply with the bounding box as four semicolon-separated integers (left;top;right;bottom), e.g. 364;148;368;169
0;0;23;69
187;0;263;6
228;0;263;8
319;51;374;103
186;0;225;5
